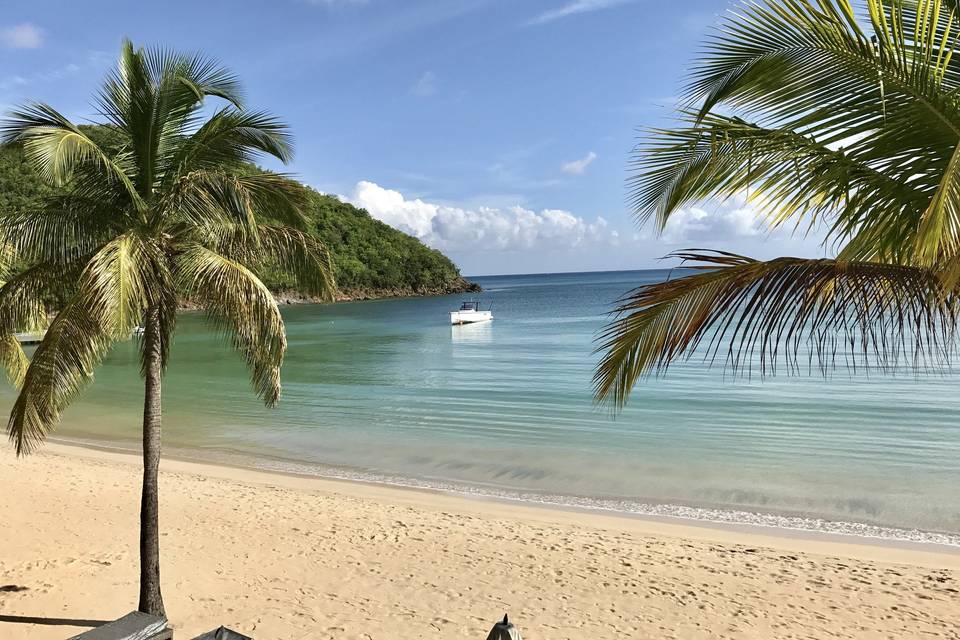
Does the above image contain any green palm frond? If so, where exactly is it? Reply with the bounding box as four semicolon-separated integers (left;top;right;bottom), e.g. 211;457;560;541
255;226;336;300
0;262;60;334
7;296;113;454
165;170;309;234
594;251;958;407
599;0;960;408
83;233;165;339
0;260;41;389
174;244;286;405
631;113;929;255
692;0;960;134
166;108;295;178
1;104;145;211
0;196;122;264
0;333;29;388
2;39;335;455
221;225;336;300
6;234;165;453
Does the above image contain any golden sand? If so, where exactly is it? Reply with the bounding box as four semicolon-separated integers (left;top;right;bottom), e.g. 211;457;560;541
2;443;958;639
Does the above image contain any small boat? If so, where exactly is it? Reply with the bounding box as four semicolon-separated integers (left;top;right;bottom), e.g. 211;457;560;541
14;330;46;345
450;300;492;325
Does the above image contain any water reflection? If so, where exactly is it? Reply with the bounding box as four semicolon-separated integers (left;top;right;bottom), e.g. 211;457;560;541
451;321;493;344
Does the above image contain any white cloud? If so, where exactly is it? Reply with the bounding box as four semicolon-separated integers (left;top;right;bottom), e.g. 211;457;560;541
528;0;633;25
561;151;597;175
346;181;615;252
1;23;44;49
411;71;437;97
660;195;765;243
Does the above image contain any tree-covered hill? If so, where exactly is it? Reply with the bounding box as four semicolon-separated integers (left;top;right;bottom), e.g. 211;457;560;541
0;140;476;302
282;189;477;301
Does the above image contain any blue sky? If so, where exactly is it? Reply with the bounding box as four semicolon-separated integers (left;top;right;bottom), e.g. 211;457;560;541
0;0;827;276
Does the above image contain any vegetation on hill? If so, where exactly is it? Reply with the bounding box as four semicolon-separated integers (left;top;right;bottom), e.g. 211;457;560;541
0;137;475;303
290;190;477;300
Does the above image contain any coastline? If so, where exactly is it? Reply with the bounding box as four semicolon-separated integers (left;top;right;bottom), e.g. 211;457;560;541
46;436;960;553
3;441;959;639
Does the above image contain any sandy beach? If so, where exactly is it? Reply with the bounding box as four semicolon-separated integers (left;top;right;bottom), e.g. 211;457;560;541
1;443;959;640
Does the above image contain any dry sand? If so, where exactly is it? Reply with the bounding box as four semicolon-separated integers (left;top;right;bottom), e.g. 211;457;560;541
1;443;959;640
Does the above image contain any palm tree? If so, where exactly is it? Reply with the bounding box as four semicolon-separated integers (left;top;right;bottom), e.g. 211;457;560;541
0;41;335;616
594;0;960;407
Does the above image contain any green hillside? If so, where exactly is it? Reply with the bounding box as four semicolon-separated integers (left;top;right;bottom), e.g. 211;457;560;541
0;141;476;301
281;189;477;300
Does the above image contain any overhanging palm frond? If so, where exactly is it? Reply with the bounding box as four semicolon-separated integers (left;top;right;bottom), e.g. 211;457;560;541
166;108;295;178
0;262;61;334
175;244;286;405
165;170;310;235
0;263;66;388
692;0;960;134
1;103;144;211
208;225;336;300
0;196;122;264
254;226;336;300
600;0;960;409
915;140;960;264
594;251;958;408
7;297;113;455
83;233;165;340
631;113;930;254
0;333;29;388
6;234;163;454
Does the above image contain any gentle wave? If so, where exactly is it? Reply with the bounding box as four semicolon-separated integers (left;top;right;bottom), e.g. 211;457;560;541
244;454;960;548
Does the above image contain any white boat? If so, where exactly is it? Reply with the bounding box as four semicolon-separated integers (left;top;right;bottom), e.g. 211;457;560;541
14;330;46;345
450;301;493;325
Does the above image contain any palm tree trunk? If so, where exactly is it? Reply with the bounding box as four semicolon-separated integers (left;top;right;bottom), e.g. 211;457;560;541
138;306;166;616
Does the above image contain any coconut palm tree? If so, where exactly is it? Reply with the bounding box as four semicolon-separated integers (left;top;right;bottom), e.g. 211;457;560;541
0;41;335;615
594;0;960;407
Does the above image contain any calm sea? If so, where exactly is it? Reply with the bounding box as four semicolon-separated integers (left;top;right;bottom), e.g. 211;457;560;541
6;269;960;544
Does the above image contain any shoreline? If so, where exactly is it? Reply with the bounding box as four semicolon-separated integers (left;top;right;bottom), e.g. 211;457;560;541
41;438;960;566
4;440;960;639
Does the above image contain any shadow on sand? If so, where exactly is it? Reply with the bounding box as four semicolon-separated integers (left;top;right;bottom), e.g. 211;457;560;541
0;614;108;627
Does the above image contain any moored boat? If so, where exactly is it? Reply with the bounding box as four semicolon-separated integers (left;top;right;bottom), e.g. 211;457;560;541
14;330;46;345
450;301;492;325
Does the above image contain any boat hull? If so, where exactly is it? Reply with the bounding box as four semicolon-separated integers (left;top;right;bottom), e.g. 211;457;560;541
450;310;493;325
14;331;46;345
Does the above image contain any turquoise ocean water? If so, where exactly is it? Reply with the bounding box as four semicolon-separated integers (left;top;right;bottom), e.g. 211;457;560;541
6;269;960;544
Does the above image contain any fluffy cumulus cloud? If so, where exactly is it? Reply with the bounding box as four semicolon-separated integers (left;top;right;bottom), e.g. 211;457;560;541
347;181;614;252
1;23;44;49
561;151;597;175
655;192;827;252
660;202;763;243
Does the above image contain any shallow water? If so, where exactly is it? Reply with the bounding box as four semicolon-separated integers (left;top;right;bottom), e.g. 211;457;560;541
6;269;960;543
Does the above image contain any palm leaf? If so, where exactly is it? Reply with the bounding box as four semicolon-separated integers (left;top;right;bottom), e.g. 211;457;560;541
7;297;113;454
174;244;286;405
0;333;29;388
594;251;958;408
205;224;336;300
6;234;163;453
1;103;145;212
